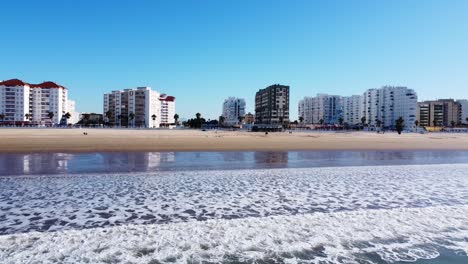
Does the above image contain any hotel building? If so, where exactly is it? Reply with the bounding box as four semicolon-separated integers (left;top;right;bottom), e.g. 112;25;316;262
0;79;69;125
342;95;363;125
417;99;460;127
222;97;246;126
103;87;160;128
159;94;176;127
298;94;342;125
458;99;468;125
255;84;289;125
362;86;417;129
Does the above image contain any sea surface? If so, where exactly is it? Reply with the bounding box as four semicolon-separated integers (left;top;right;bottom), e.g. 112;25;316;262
0;151;467;263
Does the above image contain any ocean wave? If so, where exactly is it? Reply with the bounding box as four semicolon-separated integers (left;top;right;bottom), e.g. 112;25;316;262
1;205;467;263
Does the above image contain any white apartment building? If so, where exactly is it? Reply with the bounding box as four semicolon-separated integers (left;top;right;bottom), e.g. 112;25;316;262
298;94;342;125
159;94;176;127
0;79;68;125
457;99;468;124
66;99;80;124
342;95;363;125
222;97;246;126
103;87;161;128
362;86;417;129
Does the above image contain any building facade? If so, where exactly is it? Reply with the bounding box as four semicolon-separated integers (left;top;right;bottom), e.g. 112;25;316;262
66;100;80;125
255;84;289;124
417;99;460;127
457;99;468;125
342;95;363;125
103;87;161;128
159;94;176;127
362;86;417;129
244;112;255;124
0;79;69;125
298;94;343;125
222;97;246;126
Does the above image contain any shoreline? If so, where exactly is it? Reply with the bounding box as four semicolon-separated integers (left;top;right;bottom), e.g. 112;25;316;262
1;128;468;153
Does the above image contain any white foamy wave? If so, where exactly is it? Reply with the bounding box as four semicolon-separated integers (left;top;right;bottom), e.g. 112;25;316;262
1;205;467;263
1;163;468;235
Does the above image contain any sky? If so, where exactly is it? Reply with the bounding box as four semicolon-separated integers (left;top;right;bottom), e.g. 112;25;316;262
1;0;468;120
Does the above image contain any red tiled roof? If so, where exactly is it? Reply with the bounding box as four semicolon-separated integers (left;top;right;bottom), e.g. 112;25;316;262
0;79;30;87
160;94;175;102
30;81;66;89
0;79;66;89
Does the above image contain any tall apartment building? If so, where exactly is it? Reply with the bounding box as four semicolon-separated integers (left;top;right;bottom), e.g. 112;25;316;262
0;79;69;124
67;99;80;124
342;95;363;125
457;99;468;125
222;97;246;126
103;87;160;128
298;94;342;125
362;86;417;129
159;94;176;127
417;99;460;127
255;84;289;124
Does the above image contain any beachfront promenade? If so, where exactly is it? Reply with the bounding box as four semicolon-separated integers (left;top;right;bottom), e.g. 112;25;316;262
0;128;468;153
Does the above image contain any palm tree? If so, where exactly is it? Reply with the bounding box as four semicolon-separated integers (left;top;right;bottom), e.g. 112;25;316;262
25;113;32;121
48;112;55;124
117;114;122;127
219;116;225;126
396;117;405;135
433;119;437;127
195;113;202;128
338;117;344;126
299;116;304;124
105;110;113;126
376;119;382;128
174;113;179;125
128;112;135;127
451;120;456;127
414;120;419;127
361;116;366;128
0;113;5;122
64;112;71;124
319;119;324;125
151;114;157;128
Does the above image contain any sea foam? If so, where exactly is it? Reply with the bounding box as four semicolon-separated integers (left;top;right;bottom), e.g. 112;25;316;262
1;205;467;263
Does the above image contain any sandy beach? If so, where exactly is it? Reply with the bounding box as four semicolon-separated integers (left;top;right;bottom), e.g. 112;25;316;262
0;128;467;153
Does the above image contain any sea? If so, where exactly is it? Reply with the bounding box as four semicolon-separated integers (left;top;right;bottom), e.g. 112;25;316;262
0;151;467;263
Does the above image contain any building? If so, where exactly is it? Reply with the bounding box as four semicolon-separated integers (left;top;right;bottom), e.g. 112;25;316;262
457;99;468;125
298;94;342;125
362;86;417;129
417;99;460;127
222;97;246;126
342;95;363;125
103;87;160;128
65;99;80;125
244;112;255;124
255;84;289;125
159;94;176;128
0;79;69;125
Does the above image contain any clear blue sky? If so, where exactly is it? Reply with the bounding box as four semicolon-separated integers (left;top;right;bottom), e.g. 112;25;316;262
1;0;468;120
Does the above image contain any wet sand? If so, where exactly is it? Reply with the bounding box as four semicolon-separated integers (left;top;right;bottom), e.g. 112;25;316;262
0;128;468;153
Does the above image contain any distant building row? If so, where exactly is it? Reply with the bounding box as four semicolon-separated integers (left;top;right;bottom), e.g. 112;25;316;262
0;79;78;125
103;87;176;128
299;86;468;129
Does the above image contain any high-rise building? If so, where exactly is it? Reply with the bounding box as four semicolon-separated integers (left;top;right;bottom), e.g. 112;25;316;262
103;87;160;128
417;99;460;127
362;86;417;129
457;99;468;125
159;94;176;128
66;99;80;125
298;94;342;125
222;97;246;126
255;84;289;125
0;79;69;125
342;95;363;125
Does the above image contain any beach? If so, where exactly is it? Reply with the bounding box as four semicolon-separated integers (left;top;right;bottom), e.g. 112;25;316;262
0;128;468;153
